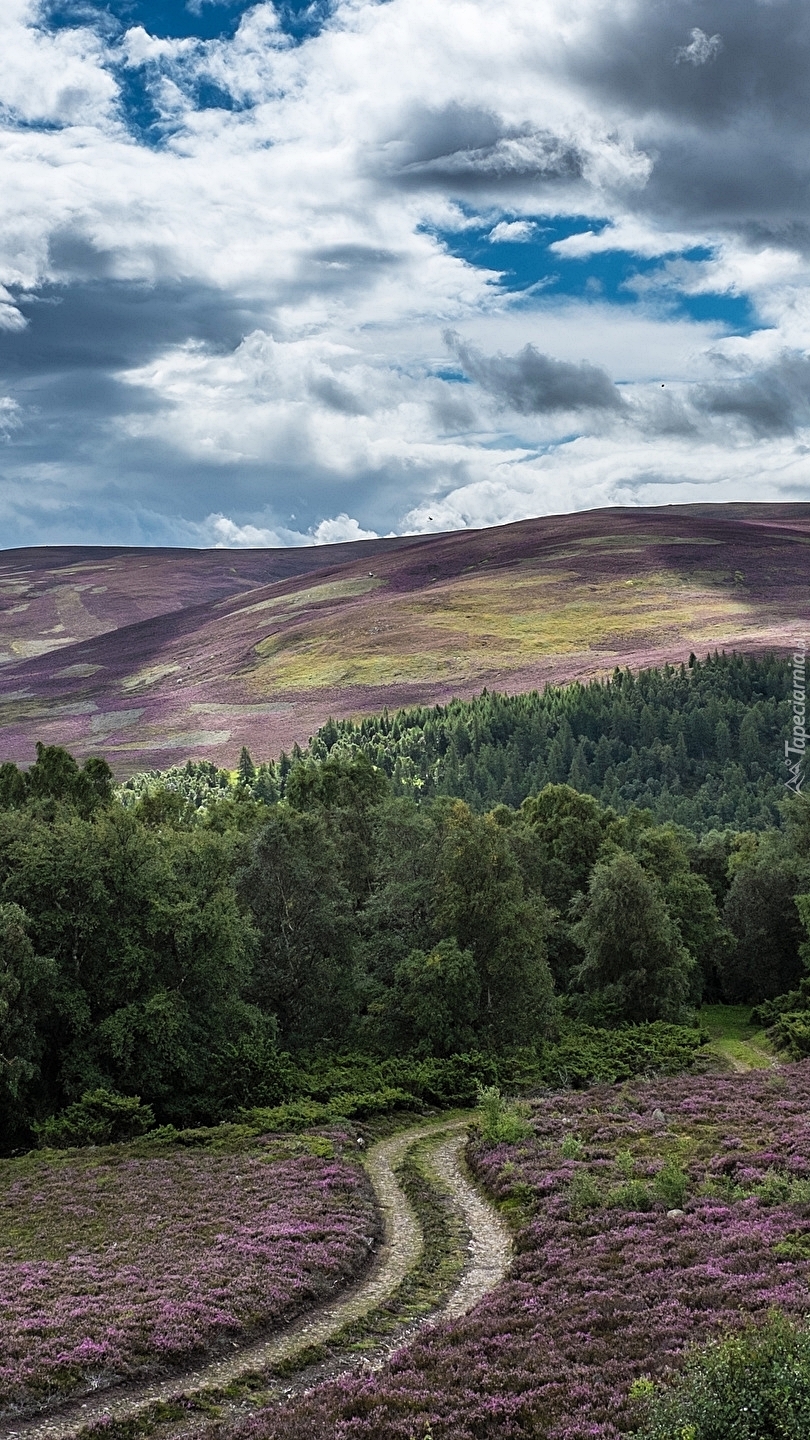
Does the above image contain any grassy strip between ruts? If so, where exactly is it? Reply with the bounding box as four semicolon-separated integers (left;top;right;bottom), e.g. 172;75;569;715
74;1128;471;1440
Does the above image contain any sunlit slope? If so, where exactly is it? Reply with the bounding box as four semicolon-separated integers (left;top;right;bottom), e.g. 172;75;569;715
0;538;411;665
1;502;809;773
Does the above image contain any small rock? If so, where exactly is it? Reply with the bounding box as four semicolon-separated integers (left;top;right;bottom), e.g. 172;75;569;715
666;1208;685;1219
651;1108;666;1125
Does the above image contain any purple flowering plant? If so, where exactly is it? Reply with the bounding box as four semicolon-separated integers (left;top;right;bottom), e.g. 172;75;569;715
0;1140;377;1416
229;1062;810;1440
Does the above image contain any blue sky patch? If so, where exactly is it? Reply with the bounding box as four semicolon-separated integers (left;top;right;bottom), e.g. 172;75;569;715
44;0;330;43
434;216;757;334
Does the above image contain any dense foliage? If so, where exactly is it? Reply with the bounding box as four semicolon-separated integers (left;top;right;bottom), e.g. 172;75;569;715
300;651;796;830
120;652;796;833
634;1311;810;1440
1;650;809;1148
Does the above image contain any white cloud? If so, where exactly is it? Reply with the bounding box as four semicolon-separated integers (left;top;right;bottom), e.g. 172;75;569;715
311;514;380;543
186;509;378;549
197;513;307;547
0;0;118;128
0;0;809;546
675;28;723;66
0;286;26;331
489;220;535;242
0;396;21;436
548;220;697;260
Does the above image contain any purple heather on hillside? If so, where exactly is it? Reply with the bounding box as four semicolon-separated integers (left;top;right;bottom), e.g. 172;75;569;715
1;505;809;773
230;1064;810;1439
0;1149;377;1416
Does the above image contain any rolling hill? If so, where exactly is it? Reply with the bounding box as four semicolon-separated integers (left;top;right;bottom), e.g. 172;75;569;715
0;502;808;774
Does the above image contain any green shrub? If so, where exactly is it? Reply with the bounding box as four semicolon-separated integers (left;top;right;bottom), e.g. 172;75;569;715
654;1157;689;1209
561;1133;584;1159
769;1011;810;1058
616;1148;635;1180
634;1310;810;1439
538;1022;704;1089
210;1032;294;1112
753;1168;792;1205
476;1084;532;1144
568;1168;602;1214
240;1086;417;1132
609;1178;653;1211
35;1089;156;1148
289;1050;498;1109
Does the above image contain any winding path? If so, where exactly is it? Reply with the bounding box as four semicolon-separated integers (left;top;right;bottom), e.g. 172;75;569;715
0;1117;511;1440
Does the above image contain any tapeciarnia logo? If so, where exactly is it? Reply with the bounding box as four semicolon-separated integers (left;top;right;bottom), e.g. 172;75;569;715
785;640;807;794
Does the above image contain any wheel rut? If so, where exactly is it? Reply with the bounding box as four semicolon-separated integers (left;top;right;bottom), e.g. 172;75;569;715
0;1116;511;1440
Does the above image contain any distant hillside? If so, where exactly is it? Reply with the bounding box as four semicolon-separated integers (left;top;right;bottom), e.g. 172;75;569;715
0;502;808;773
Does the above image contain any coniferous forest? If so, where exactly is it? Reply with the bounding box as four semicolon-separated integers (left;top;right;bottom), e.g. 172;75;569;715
1;650;810;1154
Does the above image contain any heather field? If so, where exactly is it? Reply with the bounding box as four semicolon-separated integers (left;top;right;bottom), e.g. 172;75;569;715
1;502;810;771
0;1142;377;1417
231;1062;810;1440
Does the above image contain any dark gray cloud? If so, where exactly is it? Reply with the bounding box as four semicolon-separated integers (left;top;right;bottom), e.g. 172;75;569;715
444;331;624;413
0;279;257;380
307;374;367;414
384;104;583;194
568;0;810;239
696;350;810;437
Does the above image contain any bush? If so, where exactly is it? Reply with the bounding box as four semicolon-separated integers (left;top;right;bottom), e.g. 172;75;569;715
476;1084;532;1144
634;1310;810;1439
539;1021;705;1088
769;1011;810;1059
654;1157;689;1209
210;1032;295;1112
240;1086;417;1132
289;1050;499;1109
35;1088;156;1148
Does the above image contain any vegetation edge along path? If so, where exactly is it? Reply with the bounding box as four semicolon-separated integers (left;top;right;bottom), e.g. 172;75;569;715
0;1116;512;1440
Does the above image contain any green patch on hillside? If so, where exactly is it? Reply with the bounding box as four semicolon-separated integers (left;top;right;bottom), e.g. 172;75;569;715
246;567;758;695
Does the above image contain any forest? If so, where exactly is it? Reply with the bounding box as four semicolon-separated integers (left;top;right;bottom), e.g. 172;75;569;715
1;649;810;1154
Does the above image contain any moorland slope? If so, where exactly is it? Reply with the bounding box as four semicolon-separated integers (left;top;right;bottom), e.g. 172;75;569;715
1;502;808;772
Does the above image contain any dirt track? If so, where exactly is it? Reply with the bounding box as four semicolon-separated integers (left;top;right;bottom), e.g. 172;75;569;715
0;1117;511;1440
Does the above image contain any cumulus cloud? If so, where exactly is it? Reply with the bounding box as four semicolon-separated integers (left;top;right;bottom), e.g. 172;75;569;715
0;0;809;546
489;220;535;242
311;514;380;543
444;330;624;414
158;509;378;549
198;514;307;548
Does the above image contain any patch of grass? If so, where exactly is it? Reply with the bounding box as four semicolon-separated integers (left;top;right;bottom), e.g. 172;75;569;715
698;1005;775;1072
247;576;383;625
699;1005;758;1040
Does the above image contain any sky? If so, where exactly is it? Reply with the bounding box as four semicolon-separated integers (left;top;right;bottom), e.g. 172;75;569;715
1;0;810;548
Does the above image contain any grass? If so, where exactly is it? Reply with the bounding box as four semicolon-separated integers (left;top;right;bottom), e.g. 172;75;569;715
699;1004;776;1072
246;566;760;696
